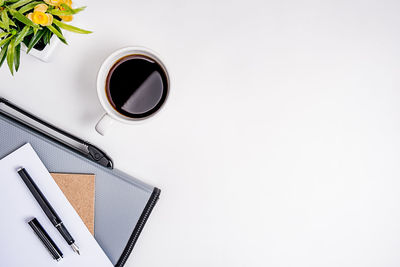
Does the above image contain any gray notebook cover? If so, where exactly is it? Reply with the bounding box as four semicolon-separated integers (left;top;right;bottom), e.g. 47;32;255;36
0;101;160;267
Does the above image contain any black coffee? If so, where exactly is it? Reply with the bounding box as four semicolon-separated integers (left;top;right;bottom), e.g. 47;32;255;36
106;54;168;118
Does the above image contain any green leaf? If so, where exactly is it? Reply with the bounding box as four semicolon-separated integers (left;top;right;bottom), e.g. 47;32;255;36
0;34;13;47
14;42;19;71
0;31;9;38
47;24;66;44
9;0;33;9
0;0;4;6
53;21;61;31
52;23;62;43
1;10;10;31
8;18;15;26
53;19;91;34
48;5;85;16
26;28;44;52
0;38;11;67
42;28;51;44
18;1;41;13
26;25;33;35
6;37;14;75
7;8;39;28
14;25;29;45
61;4;85;14
0;20;6;29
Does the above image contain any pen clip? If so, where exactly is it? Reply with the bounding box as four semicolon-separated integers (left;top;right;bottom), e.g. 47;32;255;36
0;97;113;169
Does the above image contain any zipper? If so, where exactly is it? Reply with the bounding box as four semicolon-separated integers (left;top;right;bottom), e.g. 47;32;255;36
115;188;161;267
0;97;113;168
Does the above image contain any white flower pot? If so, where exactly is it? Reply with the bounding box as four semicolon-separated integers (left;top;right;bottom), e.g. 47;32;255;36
21;35;62;62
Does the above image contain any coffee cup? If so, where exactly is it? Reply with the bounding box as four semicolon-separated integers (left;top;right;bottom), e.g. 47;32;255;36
96;47;170;135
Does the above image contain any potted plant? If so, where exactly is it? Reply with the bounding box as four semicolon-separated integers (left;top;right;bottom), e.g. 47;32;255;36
0;0;91;75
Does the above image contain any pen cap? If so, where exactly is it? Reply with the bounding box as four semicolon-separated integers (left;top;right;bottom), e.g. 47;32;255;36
28;218;63;261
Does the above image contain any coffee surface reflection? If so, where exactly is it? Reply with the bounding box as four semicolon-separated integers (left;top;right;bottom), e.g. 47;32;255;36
106;55;168;118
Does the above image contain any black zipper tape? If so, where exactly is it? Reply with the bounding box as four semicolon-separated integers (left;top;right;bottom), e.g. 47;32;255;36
115;187;161;267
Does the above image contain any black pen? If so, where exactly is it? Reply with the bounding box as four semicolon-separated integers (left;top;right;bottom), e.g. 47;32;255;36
18;167;80;255
28;218;63;261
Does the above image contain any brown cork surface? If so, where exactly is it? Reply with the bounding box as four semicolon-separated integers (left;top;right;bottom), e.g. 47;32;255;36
50;173;95;235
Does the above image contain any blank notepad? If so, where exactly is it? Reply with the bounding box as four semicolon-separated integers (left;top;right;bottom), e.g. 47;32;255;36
0;144;113;267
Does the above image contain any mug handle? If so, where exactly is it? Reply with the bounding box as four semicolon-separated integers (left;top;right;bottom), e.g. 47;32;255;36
95;114;115;135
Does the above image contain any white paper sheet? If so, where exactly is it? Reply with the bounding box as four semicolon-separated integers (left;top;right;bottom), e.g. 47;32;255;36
0;143;113;267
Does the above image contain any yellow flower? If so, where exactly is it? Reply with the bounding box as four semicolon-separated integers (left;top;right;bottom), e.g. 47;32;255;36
27;4;54;26
34;3;48;13
26;12;33;21
62;0;72;7
58;0;73;22
44;0;63;6
27;11;53;26
60;15;73;22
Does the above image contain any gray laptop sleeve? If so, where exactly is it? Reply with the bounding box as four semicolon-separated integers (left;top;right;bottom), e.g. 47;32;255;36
0;97;161;267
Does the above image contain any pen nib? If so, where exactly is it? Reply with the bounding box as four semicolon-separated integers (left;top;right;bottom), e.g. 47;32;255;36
71;243;80;255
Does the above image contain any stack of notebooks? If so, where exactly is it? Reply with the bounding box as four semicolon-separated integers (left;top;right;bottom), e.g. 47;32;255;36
0;97;161;267
0;144;114;266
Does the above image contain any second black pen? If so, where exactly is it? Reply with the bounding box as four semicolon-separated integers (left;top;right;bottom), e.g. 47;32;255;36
18;167;80;255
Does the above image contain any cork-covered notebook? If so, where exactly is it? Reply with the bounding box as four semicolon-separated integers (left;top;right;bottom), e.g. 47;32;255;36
50;173;95;235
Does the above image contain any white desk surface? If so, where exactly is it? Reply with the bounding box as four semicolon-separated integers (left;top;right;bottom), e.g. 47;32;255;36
1;1;400;266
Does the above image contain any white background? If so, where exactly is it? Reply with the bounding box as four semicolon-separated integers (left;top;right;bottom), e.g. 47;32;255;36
1;0;400;266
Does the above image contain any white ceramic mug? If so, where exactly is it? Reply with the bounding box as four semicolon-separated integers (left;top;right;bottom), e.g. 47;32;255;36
95;46;170;135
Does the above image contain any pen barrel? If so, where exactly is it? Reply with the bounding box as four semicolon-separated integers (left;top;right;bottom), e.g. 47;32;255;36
56;223;75;245
18;168;62;225
28;218;63;261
